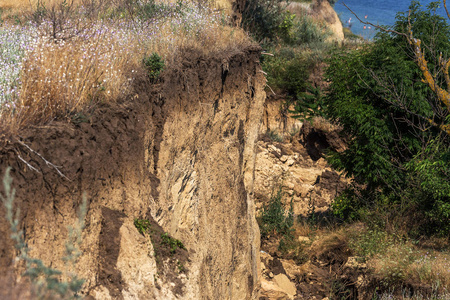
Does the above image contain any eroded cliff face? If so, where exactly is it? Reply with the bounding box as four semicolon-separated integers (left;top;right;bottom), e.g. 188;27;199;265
0;46;265;299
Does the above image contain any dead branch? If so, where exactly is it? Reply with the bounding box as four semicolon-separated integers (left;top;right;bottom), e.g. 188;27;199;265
342;1;450;135
17;155;41;174
16;140;71;181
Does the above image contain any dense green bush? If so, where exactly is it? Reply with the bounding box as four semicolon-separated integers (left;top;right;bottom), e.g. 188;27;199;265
405;140;450;236
240;0;288;42
291;14;330;45
322;1;450;236
262;47;313;98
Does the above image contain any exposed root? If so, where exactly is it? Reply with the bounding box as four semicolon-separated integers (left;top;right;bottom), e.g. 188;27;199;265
16;140;70;181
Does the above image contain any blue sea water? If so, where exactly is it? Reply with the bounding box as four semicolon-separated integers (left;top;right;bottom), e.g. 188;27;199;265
334;0;448;40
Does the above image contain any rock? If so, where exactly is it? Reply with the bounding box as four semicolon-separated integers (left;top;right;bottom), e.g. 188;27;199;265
280;155;289;163
294;184;314;197
285;182;295;190
280;259;302;280
260;278;292;300
298;236;311;243
268;144;281;155
269;272;274;278
273;274;297;297
286;158;296;166
344;257;367;270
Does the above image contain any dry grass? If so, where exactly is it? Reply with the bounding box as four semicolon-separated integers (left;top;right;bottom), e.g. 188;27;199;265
13;23;137;126
0;0;233;18
409;251;450;291
368;245;450;297
0;0;252;132
346;224;450;295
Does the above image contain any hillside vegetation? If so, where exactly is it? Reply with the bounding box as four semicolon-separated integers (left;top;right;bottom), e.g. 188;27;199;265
0;0;251;135
251;0;450;298
1;0;449;299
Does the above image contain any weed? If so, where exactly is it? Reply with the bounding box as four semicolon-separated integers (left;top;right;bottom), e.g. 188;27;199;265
266;129;284;142
278;234;309;264
306;195;318;227
1;167;86;299
161;232;186;255
143;53;165;82
177;260;185;273
134;218;151;235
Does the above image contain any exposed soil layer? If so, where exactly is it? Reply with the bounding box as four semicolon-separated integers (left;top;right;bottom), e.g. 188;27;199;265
139;214;190;296
98;208;127;299
0;45;265;299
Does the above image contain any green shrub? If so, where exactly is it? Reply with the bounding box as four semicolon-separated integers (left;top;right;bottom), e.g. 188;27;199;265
278;12;296;44
405;140;450;236
240;0;288;42
262;47;313;98
143;52;165;82
331;189;361;222
322;2;450;236
266;129;284;142
349;227;394;258
259;187;294;239
291;14;330;45
134;218;151;235
290;85;326;123
160;233;186;255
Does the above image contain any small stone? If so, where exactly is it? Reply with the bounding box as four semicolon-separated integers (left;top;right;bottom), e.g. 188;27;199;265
298;236;311;243
286;158;296;166
269;272;274;278
280;155;289;163
268;145;281;155
285;182;295;190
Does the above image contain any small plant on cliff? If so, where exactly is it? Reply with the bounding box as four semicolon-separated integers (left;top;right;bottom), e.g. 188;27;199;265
134;218;152;235
259;186;294;239
143;52;165;82
1;167;86;299
161;233;186;255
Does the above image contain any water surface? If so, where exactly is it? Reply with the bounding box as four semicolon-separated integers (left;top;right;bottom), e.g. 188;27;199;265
334;0;448;39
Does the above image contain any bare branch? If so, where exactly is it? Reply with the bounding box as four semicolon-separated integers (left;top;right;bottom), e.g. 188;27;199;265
342;2;408;37
18;155;41;174
444;0;450;20
16;140;71;181
343;1;450;135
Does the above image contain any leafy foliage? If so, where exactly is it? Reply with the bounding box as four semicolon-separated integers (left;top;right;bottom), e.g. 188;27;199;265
143;52;165;82
405;140;450;236
134;218;151;235
259;187;294;239
290;85;325;123
322;1;450;236
240;0;288;42
262;47;313;97
160;233;186;255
